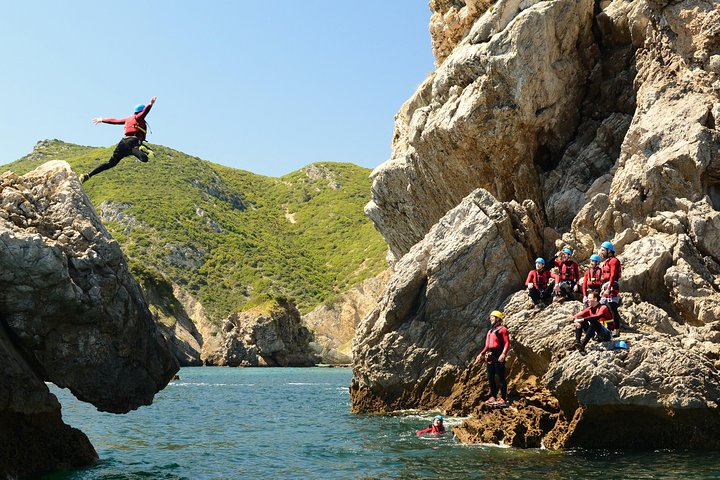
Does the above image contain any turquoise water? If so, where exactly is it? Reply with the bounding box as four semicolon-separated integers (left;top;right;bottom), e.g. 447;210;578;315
42;367;720;479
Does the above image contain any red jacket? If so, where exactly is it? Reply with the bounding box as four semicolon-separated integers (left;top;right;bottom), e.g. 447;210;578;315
101;102;154;142
479;325;510;357
574;304;613;323
601;257;622;285
526;269;553;290
582;266;603;297
416;424;445;436
554;258;580;283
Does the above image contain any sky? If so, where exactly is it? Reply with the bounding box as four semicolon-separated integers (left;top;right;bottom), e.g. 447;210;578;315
1;2;435;177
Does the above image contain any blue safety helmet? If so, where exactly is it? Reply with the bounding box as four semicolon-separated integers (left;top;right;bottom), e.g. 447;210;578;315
600;241;615;253
590;254;601;262
134;104;145;114
434;415;444;422
614;340;628;350
562;247;573;255
535;258;545;265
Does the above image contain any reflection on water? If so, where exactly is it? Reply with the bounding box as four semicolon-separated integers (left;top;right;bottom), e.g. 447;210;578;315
40;368;720;480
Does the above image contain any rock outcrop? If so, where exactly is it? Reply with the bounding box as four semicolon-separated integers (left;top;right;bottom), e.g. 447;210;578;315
303;269;391;364
0;161;178;478
353;0;720;450
203;298;319;367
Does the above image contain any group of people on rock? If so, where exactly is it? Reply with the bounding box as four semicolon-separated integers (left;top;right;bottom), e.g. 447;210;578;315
470;241;623;408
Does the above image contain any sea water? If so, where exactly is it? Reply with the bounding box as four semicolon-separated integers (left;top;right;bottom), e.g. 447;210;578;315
42;367;720;479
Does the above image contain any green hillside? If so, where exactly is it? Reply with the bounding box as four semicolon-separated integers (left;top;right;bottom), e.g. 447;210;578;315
4;140;387;323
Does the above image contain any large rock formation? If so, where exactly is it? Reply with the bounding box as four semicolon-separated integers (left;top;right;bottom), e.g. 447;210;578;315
0;161;178;478
353;0;720;450
203;298;319;367
303;269;391;364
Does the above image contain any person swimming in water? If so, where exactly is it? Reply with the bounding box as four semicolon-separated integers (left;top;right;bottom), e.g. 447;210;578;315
416;415;446;436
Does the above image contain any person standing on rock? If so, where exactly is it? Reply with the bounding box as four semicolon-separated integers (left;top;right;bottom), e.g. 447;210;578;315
599;241;622;336
475;311;510;407
572;291;613;352
79;96;157;183
526;257;554;309
581;254;604;306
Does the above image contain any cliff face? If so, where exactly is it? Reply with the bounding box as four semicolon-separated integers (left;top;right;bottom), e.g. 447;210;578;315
353;0;720;449
0;161;178;477
303;269;391;364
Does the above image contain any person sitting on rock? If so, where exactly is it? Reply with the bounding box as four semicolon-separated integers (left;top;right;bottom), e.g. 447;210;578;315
552;247;580;302
475;310;510;407
599;241;622;336
572;291;613;352
526;257;554;309
581;254;603;306
416;415;446;436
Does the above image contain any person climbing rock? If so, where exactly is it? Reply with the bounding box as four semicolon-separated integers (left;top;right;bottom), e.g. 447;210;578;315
475;310;510;407
599;241;623;336
80;96;157;183
526;257;554;309
572;291;613;352
552;247;580;302
416;415;446;436
582;254;603;306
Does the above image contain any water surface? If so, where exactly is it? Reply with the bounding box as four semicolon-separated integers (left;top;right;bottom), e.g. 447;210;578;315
42;367;720;479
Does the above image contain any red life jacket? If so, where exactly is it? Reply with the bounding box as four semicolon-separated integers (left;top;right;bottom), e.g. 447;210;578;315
486;326;507;350
558;260;580;282
583;266;603;296
526;269;552;290
601;257;622;284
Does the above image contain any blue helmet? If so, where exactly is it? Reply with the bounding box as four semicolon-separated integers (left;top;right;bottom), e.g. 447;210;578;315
535;258;545;265
600;241;615;253
134;104;145;114
590;254;601;262
434;415;444;422
562;247;573;255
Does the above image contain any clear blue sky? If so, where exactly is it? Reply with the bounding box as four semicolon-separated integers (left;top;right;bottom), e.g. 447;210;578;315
1;2;434;177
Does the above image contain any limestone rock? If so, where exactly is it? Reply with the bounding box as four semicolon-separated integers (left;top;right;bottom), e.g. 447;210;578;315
352;189;543;412
429;0;493;66
0;161;178;477
303;269;391;364
354;0;720;450
367;0;597;260
204;298;319;367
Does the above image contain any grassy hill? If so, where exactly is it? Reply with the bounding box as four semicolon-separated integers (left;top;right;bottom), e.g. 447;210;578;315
3;140;387;323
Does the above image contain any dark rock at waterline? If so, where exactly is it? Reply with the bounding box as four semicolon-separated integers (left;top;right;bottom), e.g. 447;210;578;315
0;162;178;478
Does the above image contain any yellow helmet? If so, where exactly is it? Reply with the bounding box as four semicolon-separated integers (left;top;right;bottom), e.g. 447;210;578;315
490;310;504;320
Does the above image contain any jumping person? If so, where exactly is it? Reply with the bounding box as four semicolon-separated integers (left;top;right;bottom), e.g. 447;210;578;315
599;241;623;336
475;311;510;407
572;291;613;352
416;415;446;436
80;96;157;183
582;254;603;305
552;247;580;302
526;257;554;309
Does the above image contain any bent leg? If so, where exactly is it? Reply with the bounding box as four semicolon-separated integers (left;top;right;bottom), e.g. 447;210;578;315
86;140;130;178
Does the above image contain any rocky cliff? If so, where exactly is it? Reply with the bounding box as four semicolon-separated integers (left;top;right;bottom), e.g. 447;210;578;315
353;0;720;450
203;298;319;367
0;161;178;478
303;269;391;364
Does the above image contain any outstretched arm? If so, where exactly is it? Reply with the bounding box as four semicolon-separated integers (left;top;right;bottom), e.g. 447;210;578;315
137;96;157;119
93;116;126;125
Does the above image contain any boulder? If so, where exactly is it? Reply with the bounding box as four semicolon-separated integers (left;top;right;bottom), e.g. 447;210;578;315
204;298;319;367
0;161;178;477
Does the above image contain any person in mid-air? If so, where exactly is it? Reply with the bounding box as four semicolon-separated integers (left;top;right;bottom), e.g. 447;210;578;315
416;415;446;436
80;96;157;183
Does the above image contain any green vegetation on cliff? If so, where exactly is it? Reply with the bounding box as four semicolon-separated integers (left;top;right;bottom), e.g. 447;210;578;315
4;140;387;322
